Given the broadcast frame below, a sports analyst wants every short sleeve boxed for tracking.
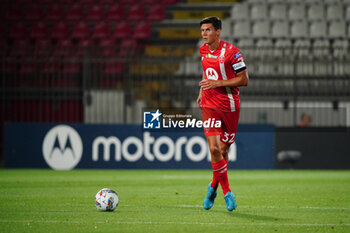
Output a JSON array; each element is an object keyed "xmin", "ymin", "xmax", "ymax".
[{"xmin": 230, "ymin": 49, "xmax": 247, "ymax": 73}]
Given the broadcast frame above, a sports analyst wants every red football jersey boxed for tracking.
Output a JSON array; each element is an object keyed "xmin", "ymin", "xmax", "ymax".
[{"xmin": 200, "ymin": 40, "xmax": 246, "ymax": 112}]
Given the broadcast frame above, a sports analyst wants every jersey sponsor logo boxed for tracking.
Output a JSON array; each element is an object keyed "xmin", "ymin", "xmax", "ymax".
[
  {"xmin": 205, "ymin": 68, "xmax": 219, "ymax": 80},
  {"xmin": 232, "ymin": 61, "xmax": 246, "ymax": 71},
  {"xmin": 233, "ymin": 52, "xmax": 242, "ymax": 59},
  {"xmin": 206, "ymin": 53, "xmax": 218, "ymax": 59}
]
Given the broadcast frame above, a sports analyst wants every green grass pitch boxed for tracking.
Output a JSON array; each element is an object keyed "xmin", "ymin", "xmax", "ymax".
[{"xmin": 0, "ymin": 169, "xmax": 349, "ymax": 233}]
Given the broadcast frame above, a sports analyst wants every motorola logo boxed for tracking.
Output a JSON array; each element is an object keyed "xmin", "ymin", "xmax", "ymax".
[{"xmin": 42, "ymin": 125, "xmax": 83, "ymax": 170}]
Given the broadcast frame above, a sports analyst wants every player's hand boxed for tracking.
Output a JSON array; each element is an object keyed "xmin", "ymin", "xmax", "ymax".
[
  {"xmin": 196, "ymin": 95, "xmax": 202, "ymax": 108},
  {"xmin": 199, "ymin": 79, "xmax": 222, "ymax": 90}
]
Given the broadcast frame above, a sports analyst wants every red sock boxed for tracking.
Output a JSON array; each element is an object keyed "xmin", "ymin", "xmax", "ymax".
[{"xmin": 211, "ymin": 158, "xmax": 231, "ymax": 195}]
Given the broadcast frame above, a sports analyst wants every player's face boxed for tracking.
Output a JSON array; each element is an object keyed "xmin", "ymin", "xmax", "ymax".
[{"xmin": 201, "ymin": 23, "xmax": 220, "ymax": 45}]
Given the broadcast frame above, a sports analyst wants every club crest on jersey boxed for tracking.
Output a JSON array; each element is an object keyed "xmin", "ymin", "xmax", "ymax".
[{"xmin": 219, "ymin": 55, "xmax": 225, "ymax": 63}]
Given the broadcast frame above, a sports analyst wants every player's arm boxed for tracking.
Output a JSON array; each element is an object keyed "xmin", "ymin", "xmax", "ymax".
[
  {"xmin": 199, "ymin": 70, "xmax": 249, "ymax": 90},
  {"xmin": 197, "ymin": 73, "xmax": 205, "ymax": 107}
]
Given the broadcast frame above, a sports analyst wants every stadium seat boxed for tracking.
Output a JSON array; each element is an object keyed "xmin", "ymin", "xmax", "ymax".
[
  {"xmin": 46, "ymin": 4, "xmax": 65, "ymax": 21},
  {"xmin": 250, "ymin": 3, "xmax": 268, "ymax": 20},
  {"xmin": 271, "ymin": 21, "xmax": 289, "ymax": 38},
  {"xmin": 162, "ymin": 0, "xmax": 179, "ymax": 4},
  {"xmin": 307, "ymin": 4, "xmax": 325, "ymax": 21},
  {"xmin": 269, "ymin": 3, "xmax": 287, "ymax": 20},
  {"xmin": 10, "ymin": 39, "xmax": 31, "ymax": 57},
  {"xmin": 236, "ymin": 38, "xmax": 254, "ymax": 57},
  {"xmin": 118, "ymin": 39, "xmax": 138, "ymax": 57},
  {"xmin": 62, "ymin": 57, "xmax": 81, "ymax": 74},
  {"xmin": 9, "ymin": 22, "xmax": 27, "ymax": 39},
  {"xmin": 328, "ymin": 21, "xmax": 346, "ymax": 38},
  {"xmin": 76, "ymin": 38, "xmax": 95, "ymax": 57},
  {"xmin": 291, "ymin": 21, "xmax": 308, "ymax": 38},
  {"xmin": 100, "ymin": 0, "xmax": 115, "ymax": 3},
  {"xmin": 288, "ymin": 3, "xmax": 306, "ymax": 20},
  {"xmin": 255, "ymin": 39, "xmax": 274, "ymax": 75},
  {"xmin": 91, "ymin": 21, "xmax": 111, "ymax": 39},
  {"xmin": 312, "ymin": 39, "xmax": 331, "ymax": 75},
  {"xmin": 86, "ymin": 5, "xmax": 105, "ymax": 21},
  {"xmin": 72, "ymin": 21, "xmax": 91, "ymax": 39},
  {"xmin": 5, "ymin": 5, "xmax": 22, "ymax": 21},
  {"xmin": 51, "ymin": 22, "xmax": 70, "ymax": 39},
  {"xmin": 332, "ymin": 39, "xmax": 349, "ymax": 75},
  {"xmin": 107, "ymin": 4, "xmax": 126, "ymax": 21},
  {"xmin": 30, "ymin": 22, "xmax": 48, "ymax": 39},
  {"xmin": 0, "ymin": 39, "xmax": 8, "ymax": 56},
  {"xmin": 66, "ymin": 4, "xmax": 84, "ymax": 21},
  {"xmin": 80, "ymin": 0, "xmax": 95, "ymax": 3},
  {"xmin": 232, "ymin": 21, "xmax": 251, "ymax": 38},
  {"xmin": 326, "ymin": 4, "xmax": 343, "ymax": 20},
  {"xmin": 34, "ymin": 38, "xmax": 52, "ymax": 57},
  {"xmin": 309, "ymin": 21, "xmax": 327, "ymax": 38},
  {"xmin": 54, "ymin": 39, "xmax": 74, "ymax": 57},
  {"xmin": 111, "ymin": 21, "xmax": 131, "ymax": 39},
  {"xmin": 42, "ymin": 59, "xmax": 61, "ymax": 73},
  {"xmin": 0, "ymin": 23, "xmax": 6, "ymax": 39},
  {"xmin": 252, "ymin": 20, "xmax": 270, "ymax": 38},
  {"xmin": 99, "ymin": 38, "xmax": 118, "ymax": 57},
  {"xmin": 142, "ymin": 0, "xmax": 159, "ymax": 4},
  {"xmin": 133, "ymin": 21, "xmax": 151, "ymax": 39},
  {"xmin": 220, "ymin": 19, "xmax": 232, "ymax": 39},
  {"xmin": 25, "ymin": 4, "xmax": 44, "ymax": 21},
  {"xmin": 120, "ymin": 0, "xmax": 135, "ymax": 5},
  {"xmin": 346, "ymin": 5, "xmax": 350, "ymax": 21},
  {"xmin": 104, "ymin": 61, "xmax": 124, "ymax": 75},
  {"xmin": 230, "ymin": 3, "xmax": 249, "ymax": 20},
  {"xmin": 148, "ymin": 5, "xmax": 166, "ymax": 21},
  {"xmin": 20, "ymin": 59, "xmax": 39, "ymax": 74},
  {"xmin": 274, "ymin": 39, "xmax": 293, "ymax": 75},
  {"xmin": 128, "ymin": 4, "xmax": 145, "ymax": 21}
]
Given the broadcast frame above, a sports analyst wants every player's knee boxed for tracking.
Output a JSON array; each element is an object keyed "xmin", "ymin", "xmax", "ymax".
[{"xmin": 209, "ymin": 145, "xmax": 221, "ymax": 157}]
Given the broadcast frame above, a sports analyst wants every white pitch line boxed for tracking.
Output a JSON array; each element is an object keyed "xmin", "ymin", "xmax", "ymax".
[{"xmin": 0, "ymin": 219, "xmax": 349, "ymax": 227}]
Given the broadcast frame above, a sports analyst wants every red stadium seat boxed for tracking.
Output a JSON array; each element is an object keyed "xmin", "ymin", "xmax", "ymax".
[
  {"xmin": 0, "ymin": 39, "xmax": 8, "ymax": 56},
  {"xmin": 119, "ymin": 39, "xmax": 138, "ymax": 57},
  {"xmin": 86, "ymin": 5, "xmax": 105, "ymax": 21},
  {"xmin": 20, "ymin": 60, "xmax": 39, "ymax": 74},
  {"xmin": 16, "ymin": 0, "xmax": 33, "ymax": 3},
  {"xmin": 77, "ymin": 38, "xmax": 95, "ymax": 57},
  {"xmin": 54, "ymin": 39, "xmax": 74, "ymax": 57},
  {"xmin": 148, "ymin": 5, "xmax": 166, "ymax": 21},
  {"xmin": 34, "ymin": 38, "xmax": 52, "ymax": 57},
  {"xmin": 142, "ymin": 0, "xmax": 159, "ymax": 5},
  {"xmin": 30, "ymin": 22, "xmax": 48, "ymax": 39},
  {"xmin": 10, "ymin": 22, "xmax": 27, "ymax": 39},
  {"xmin": 66, "ymin": 4, "xmax": 84, "ymax": 21},
  {"xmin": 107, "ymin": 4, "xmax": 125, "ymax": 21},
  {"xmin": 128, "ymin": 5, "xmax": 145, "ymax": 21},
  {"xmin": 46, "ymin": 4, "xmax": 65, "ymax": 21},
  {"xmin": 80, "ymin": 0, "xmax": 95, "ymax": 3},
  {"xmin": 43, "ymin": 60, "xmax": 61, "ymax": 73},
  {"xmin": 25, "ymin": 4, "xmax": 44, "ymax": 21},
  {"xmin": 10, "ymin": 39, "xmax": 31, "ymax": 57},
  {"xmin": 5, "ymin": 5, "xmax": 22, "ymax": 21},
  {"xmin": 100, "ymin": 0, "xmax": 115, "ymax": 3},
  {"xmin": 111, "ymin": 21, "xmax": 131, "ymax": 39},
  {"xmin": 99, "ymin": 38, "xmax": 117, "ymax": 57},
  {"xmin": 72, "ymin": 21, "xmax": 91, "ymax": 39},
  {"xmin": 62, "ymin": 57, "xmax": 81, "ymax": 74},
  {"xmin": 133, "ymin": 21, "xmax": 151, "ymax": 39},
  {"xmin": 104, "ymin": 61, "xmax": 124, "ymax": 75},
  {"xmin": 51, "ymin": 21, "xmax": 70, "ymax": 39},
  {"xmin": 91, "ymin": 21, "xmax": 111, "ymax": 39},
  {"xmin": 162, "ymin": 0, "xmax": 178, "ymax": 4},
  {"xmin": 120, "ymin": 0, "xmax": 135, "ymax": 5}
]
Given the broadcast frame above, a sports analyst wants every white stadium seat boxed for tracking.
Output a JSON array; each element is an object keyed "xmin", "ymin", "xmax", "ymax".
[
  {"xmin": 288, "ymin": 4, "xmax": 306, "ymax": 20},
  {"xmin": 269, "ymin": 3, "xmax": 287, "ymax": 20},
  {"xmin": 291, "ymin": 21, "xmax": 308, "ymax": 38},
  {"xmin": 309, "ymin": 21, "xmax": 327, "ymax": 38},
  {"xmin": 329, "ymin": 21, "xmax": 346, "ymax": 38},
  {"xmin": 252, "ymin": 20, "xmax": 270, "ymax": 38},
  {"xmin": 271, "ymin": 21, "xmax": 289, "ymax": 38},
  {"xmin": 232, "ymin": 21, "xmax": 251, "ymax": 38},
  {"xmin": 326, "ymin": 4, "xmax": 344, "ymax": 20},
  {"xmin": 308, "ymin": 4, "xmax": 325, "ymax": 21},
  {"xmin": 250, "ymin": 3, "xmax": 268, "ymax": 20},
  {"xmin": 231, "ymin": 3, "xmax": 249, "ymax": 20}
]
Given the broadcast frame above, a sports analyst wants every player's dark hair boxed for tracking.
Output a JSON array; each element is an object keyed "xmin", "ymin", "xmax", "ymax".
[{"xmin": 199, "ymin": 16, "xmax": 222, "ymax": 30}]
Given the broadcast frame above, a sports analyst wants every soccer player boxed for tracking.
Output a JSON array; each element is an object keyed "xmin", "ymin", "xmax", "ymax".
[{"xmin": 197, "ymin": 16, "xmax": 249, "ymax": 211}]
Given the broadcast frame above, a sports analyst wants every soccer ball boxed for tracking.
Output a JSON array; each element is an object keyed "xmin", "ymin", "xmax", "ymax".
[{"xmin": 95, "ymin": 188, "xmax": 119, "ymax": 211}]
